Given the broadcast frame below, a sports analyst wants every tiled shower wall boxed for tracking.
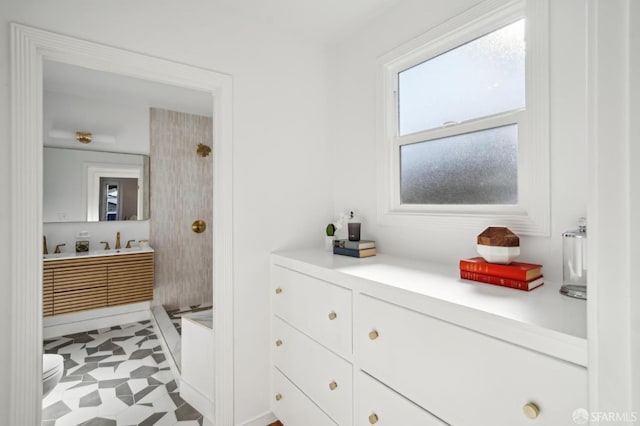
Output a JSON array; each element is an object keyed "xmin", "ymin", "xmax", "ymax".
[{"xmin": 150, "ymin": 108, "xmax": 213, "ymax": 309}]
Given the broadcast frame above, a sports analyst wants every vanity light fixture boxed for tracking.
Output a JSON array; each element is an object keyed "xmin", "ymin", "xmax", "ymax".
[{"xmin": 48, "ymin": 129, "xmax": 116, "ymax": 144}]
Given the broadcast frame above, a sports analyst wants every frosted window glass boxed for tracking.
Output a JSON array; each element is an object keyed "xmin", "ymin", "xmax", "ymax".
[
  {"xmin": 400, "ymin": 124, "xmax": 518, "ymax": 204},
  {"xmin": 398, "ymin": 20, "xmax": 525, "ymax": 136}
]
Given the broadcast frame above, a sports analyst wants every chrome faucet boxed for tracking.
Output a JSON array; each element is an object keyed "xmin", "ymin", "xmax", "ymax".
[
  {"xmin": 100, "ymin": 241, "xmax": 110, "ymax": 250},
  {"xmin": 115, "ymin": 232, "xmax": 121, "ymax": 250},
  {"xmin": 126, "ymin": 239, "xmax": 135, "ymax": 249}
]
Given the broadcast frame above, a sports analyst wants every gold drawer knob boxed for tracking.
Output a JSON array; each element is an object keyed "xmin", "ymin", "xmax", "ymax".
[
  {"xmin": 275, "ymin": 393, "xmax": 282, "ymax": 401},
  {"xmin": 369, "ymin": 413, "xmax": 379, "ymax": 424},
  {"xmin": 275, "ymin": 339, "xmax": 283, "ymax": 347},
  {"xmin": 275, "ymin": 287, "xmax": 283, "ymax": 294},
  {"xmin": 523, "ymin": 402, "xmax": 540, "ymax": 419},
  {"xmin": 328, "ymin": 311, "xmax": 337, "ymax": 320},
  {"xmin": 369, "ymin": 330, "xmax": 379, "ymax": 340},
  {"xmin": 329, "ymin": 381, "xmax": 338, "ymax": 391}
]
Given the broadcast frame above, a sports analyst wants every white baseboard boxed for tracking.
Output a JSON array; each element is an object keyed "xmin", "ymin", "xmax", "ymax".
[
  {"xmin": 180, "ymin": 380, "xmax": 213, "ymax": 422},
  {"xmin": 238, "ymin": 411, "xmax": 278, "ymax": 426},
  {"xmin": 43, "ymin": 302, "xmax": 150, "ymax": 339}
]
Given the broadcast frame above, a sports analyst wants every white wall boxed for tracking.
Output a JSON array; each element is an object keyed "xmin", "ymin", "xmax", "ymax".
[
  {"xmin": 328, "ymin": 0, "xmax": 588, "ymax": 284},
  {"xmin": 0, "ymin": 1, "xmax": 331, "ymax": 424}
]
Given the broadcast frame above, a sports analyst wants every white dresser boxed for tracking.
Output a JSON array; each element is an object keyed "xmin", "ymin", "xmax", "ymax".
[{"xmin": 270, "ymin": 249, "xmax": 587, "ymax": 426}]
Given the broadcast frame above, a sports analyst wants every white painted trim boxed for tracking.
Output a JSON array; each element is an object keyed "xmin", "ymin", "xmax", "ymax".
[
  {"xmin": 181, "ymin": 380, "xmax": 214, "ymax": 422},
  {"xmin": 586, "ymin": 0, "xmax": 635, "ymax": 415},
  {"xmin": 376, "ymin": 0, "xmax": 550, "ymax": 236},
  {"xmin": 238, "ymin": 411, "xmax": 278, "ymax": 426},
  {"xmin": 43, "ymin": 302, "xmax": 150, "ymax": 339},
  {"xmin": 10, "ymin": 24, "xmax": 234, "ymax": 426},
  {"xmin": 149, "ymin": 307, "xmax": 182, "ymax": 386}
]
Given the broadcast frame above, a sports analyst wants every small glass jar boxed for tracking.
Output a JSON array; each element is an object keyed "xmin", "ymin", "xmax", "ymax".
[{"xmin": 560, "ymin": 218, "xmax": 587, "ymax": 299}]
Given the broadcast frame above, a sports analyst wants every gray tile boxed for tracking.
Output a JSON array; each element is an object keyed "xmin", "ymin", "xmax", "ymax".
[
  {"xmin": 175, "ymin": 402, "xmax": 201, "ymax": 421},
  {"xmin": 70, "ymin": 362, "xmax": 99, "ymax": 375},
  {"xmin": 42, "ymin": 400, "xmax": 71, "ymax": 420},
  {"xmin": 134, "ymin": 385, "xmax": 160, "ymax": 402},
  {"xmin": 85, "ymin": 355, "xmax": 112, "ymax": 363},
  {"xmin": 130, "ymin": 365, "xmax": 159, "ymax": 379},
  {"xmin": 116, "ymin": 394, "xmax": 134, "ymax": 406},
  {"xmin": 98, "ymin": 341, "xmax": 122, "ymax": 352},
  {"xmin": 151, "ymin": 353, "xmax": 166, "ymax": 364},
  {"xmin": 168, "ymin": 392, "xmax": 185, "ymax": 408},
  {"xmin": 80, "ymin": 417, "xmax": 117, "ymax": 426},
  {"xmin": 139, "ymin": 412, "xmax": 167, "ymax": 426},
  {"xmin": 79, "ymin": 390, "xmax": 102, "ymax": 407},
  {"xmin": 69, "ymin": 381, "xmax": 98, "ymax": 390},
  {"xmin": 60, "ymin": 374, "xmax": 82, "ymax": 383},
  {"xmin": 64, "ymin": 358, "xmax": 79, "ymax": 370},
  {"xmin": 166, "ymin": 380, "xmax": 177, "ymax": 393},
  {"xmin": 43, "ymin": 320, "xmax": 204, "ymax": 426},
  {"xmin": 83, "ymin": 374, "xmax": 98, "ymax": 383},
  {"xmin": 99, "ymin": 378, "xmax": 129, "ymax": 388},
  {"xmin": 115, "ymin": 382, "xmax": 133, "ymax": 396},
  {"xmin": 147, "ymin": 377, "xmax": 163, "ymax": 386},
  {"xmin": 99, "ymin": 361, "xmax": 124, "ymax": 369},
  {"xmin": 129, "ymin": 349, "xmax": 153, "ymax": 360}
]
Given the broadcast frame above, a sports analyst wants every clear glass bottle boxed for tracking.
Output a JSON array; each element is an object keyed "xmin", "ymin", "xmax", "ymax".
[{"xmin": 560, "ymin": 218, "xmax": 587, "ymax": 299}]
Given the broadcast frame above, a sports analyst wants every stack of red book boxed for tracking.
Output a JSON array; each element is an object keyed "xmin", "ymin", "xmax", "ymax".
[{"xmin": 459, "ymin": 257, "xmax": 544, "ymax": 291}]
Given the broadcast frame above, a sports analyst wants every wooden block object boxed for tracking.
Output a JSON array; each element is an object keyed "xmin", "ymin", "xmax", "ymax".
[{"xmin": 477, "ymin": 227, "xmax": 520, "ymax": 247}]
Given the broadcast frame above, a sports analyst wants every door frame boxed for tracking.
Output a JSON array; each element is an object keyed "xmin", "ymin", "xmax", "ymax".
[{"xmin": 10, "ymin": 23, "xmax": 234, "ymax": 425}]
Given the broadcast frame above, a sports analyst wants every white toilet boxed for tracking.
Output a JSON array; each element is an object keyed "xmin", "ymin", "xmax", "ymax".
[{"xmin": 42, "ymin": 354, "xmax": 64, "ymax": 398}]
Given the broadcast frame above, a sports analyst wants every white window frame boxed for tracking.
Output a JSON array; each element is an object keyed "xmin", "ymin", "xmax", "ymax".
[{"xmin": 377, "ymin": 0, "xmax": 549, "ymax": 236}]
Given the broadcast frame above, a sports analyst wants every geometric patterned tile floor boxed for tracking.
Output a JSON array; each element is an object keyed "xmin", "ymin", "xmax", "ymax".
[{"xmin": 43, "ymin": 321, "xmax": 211, "ymax": 426}]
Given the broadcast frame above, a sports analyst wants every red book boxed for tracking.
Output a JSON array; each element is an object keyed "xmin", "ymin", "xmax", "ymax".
[
  {"xmin": 460, "ymin": 270, "xmax": 544, "ymax": 291},
  {"xmin": 459, "ymin": 257, "xmax": 542, "ymax": 281}
]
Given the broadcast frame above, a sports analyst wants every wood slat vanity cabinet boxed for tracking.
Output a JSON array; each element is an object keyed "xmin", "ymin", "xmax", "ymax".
[
  {"xmin": 43, "ymin": 251, "xmax": 154, "ymax": 316},
  {"xmin": 271, "ymin": 250, "xmax": 588, "ymax": 426}
]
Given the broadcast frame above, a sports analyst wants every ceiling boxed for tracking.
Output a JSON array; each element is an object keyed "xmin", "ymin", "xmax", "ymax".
[
  {"xmin": 213, "ymin": 0, "xmax": 403, "ymax": 44},
  {"xmin": 43, "ymin": 60, "xmax": 213, "ymax": 117}
]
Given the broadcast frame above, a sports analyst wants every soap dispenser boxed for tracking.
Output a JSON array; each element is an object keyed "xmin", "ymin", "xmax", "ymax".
[{"xmin": 560, "ymin": 218, "xmax": 587, "ymax": 299}]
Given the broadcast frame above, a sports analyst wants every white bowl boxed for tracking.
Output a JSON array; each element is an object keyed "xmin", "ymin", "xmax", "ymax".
[{"xmin": 477, "ymin": 244, "xmax": 520, "ymax": 264}]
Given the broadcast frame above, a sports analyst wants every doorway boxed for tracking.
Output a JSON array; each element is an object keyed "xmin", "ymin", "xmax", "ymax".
[{"xmin": 10, "ymin": 24, "xmax": 234, "ymax": 425}]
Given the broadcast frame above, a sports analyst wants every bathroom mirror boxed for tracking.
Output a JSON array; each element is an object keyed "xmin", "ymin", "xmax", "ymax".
[{"xmin": 43, "ymin": 147, "xmax": 150, "ymax": 223}]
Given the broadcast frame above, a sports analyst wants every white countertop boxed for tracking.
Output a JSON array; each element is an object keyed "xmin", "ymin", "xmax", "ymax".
[
  {"xmin": 272, "ymin": 249, "xmax": 587, "ymax": 366},
  {"xmin": 43, "ymin": 246, "xmax": 154, "ymax": 261}
]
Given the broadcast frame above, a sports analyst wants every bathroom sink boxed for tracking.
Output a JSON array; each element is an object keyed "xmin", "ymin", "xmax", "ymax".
[{"xmin": 44, "ymin": 246, "xmax": 153, "ymax": 261}]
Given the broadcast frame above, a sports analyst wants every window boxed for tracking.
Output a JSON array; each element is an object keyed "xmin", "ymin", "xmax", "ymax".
[{"xmin": 378, "ymin": 0, "xmax": 549, "ymax": 235}]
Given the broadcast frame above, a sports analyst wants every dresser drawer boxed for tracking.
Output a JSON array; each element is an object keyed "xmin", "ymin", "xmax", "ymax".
[
  {"xmin": 273, "ymin": 316, "xmax": 352, "ymax": 425},
  {"xmin": 356, "ymin": 294, "xmax": 587, "ymax": 426},
  {"xmin": 357, "ymin": 371, "xmax": 447, "ymax": 426},
  {"xmin": 273, "ymin": 368, "xmax": 337, "ymax": 426},
  {"xmin": 272, "ymin": 266, "xmax": 352, "ymax": 356}
]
